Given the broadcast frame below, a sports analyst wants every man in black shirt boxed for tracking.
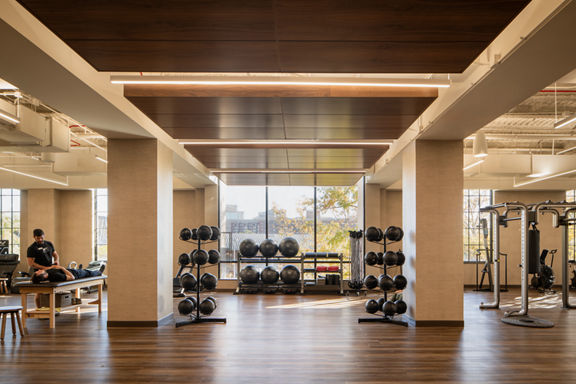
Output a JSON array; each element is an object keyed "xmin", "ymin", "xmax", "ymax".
[
  {"xmin": 27, "ymin": 228, "xmax": 61, "ymax": 308},
  {"xmin": 32, "ymin": 265, "xmax": 103, "ymax": 283},
  {"xmin": 26, "ymin": 228, "xmax": 59, "ymax": 270}
]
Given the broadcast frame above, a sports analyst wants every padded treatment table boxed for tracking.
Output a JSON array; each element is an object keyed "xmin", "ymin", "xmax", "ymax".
[{"xmin": 16, "ymin": 276, "xmax": 106, "ymax": 329}]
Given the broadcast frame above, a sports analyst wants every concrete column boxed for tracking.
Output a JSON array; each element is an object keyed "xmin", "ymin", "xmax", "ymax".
[
  {"xmin": 58, "ymin": 190, "xmax": 93, "ymax": 268},
  {"xmin": 20, "ymin": 189, "xmax": 60, "ymax": 271},
  {"xmin": 402, "ymin": 140, "xmax": 464, "ymax": 326},
  {"xmin": 107, "ymin": 139, "xmax": 173, "ymax": 326}
]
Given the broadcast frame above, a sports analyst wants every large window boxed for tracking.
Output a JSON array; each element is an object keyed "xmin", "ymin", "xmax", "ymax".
[
  {"xmin": 568, "ymin": 190, "xmax": 576, "ymax": 261},
  {"xmin": 463, "ymin": 189, "xmax": 492, "ymax": 262},
  {"xmin": 93, "ymin": 188, "xmax": 108, "ymax": 261},
  {"xmin": 219, "ymin": 186, "xmax": 266, "ymax": 279},
  {"xmin": 219, "ymin": 183, "xmax": 360, "ymax": 279},
  {"xmin": 0, "ymin": 189, "xmax": 20, "ymax": 255}
]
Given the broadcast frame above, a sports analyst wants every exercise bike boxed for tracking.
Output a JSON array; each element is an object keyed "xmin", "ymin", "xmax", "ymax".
[{"xmin": 530, "ymin": 249, "xmax": 556, "ymax": 293}]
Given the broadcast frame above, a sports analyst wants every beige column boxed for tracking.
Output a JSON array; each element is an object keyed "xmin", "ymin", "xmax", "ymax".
[
  {"xmin": 20, "ymin": 189, "xmax": 60, "ymax": 271},
  {"xmin": 58, "ymin": 190, "xmax": 93, "ymax": 267},
  {"xmin": 402, "ymin": 140, "xmax": 464, "ymax": 326},
  {"xmin": 107, "ymin": 139, "xmax": 173, "ymax": 326}
]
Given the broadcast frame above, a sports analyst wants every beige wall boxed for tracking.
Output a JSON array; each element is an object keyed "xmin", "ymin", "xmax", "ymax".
[
  {"xmin": 17, "ymin": 189, "xmax": 92, "ymax": 273},
  {"xmin": 57, "ymin": 190, "xmax": 93, "ymax": 268}
]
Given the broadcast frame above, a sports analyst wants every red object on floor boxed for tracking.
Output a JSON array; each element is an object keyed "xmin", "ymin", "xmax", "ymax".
[
  {"xmin": 316, "ymin": 266, "xmax": 327, "ymax": 272},
  {"xmin": 327, "ymin": 266, "xmax": 339, "ymax": 272}
]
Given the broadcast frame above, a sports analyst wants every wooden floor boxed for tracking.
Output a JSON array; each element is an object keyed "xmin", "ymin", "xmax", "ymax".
[{"xmin": 1, "ymin": 288, "xmax": 576, "ymax": 383}]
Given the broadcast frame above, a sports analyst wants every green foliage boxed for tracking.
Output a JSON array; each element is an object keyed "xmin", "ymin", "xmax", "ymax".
[{"xmin": 270, "ymin": 186, "xmax": 358, "ymax": 255}]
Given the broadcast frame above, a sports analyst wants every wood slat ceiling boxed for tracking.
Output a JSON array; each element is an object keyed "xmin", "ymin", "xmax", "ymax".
[
  {"xmin": 16, "ymin": 0, "xmax": 530, "ymax": 185},
  {"xmin": 18, "ymin": 0, "xmax": 530, "ymax": 73}
]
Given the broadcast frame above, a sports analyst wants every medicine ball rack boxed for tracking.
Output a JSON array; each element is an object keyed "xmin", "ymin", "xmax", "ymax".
[
  {"xmin": 235, "ymin": 256, "xmax": 301, "ymax": 294},
  {"xmin": 359, "ymin": 227, "xmax": 408, "ymax": 327},
  {"xmin": 176, "ymin": 229, "xmax": 226, "ymax": 327}
]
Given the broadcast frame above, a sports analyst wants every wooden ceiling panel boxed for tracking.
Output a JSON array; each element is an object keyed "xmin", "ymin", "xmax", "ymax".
[
  {"xmin": 284, "ymin": 127, "xmax": 405, "ymax": 140},
  {"xmin": 19, "ymin": 0, "xmax": 529, "ymax": 73},
  {"xmin": 218, "ymin": 174, "xmax": 291, "ymax": 186},
  {"xmin": 17, "ymin": 0, "xmax": 275, "ymax": 41},
  {"xmin": 278, "ymin": 41, "xmax": 486, "ymax": 73},
  {"xmin": 275, "ymin": 0, "xmax": 529, "ymax": 42},
  {"xmin": 128, "ymin": 97, "xmax": 283, "ymax": 115},
  {"xmin": 280, "ymin": 97, "xmax": 435, "ymax": 115},
  {"xmin": 170, "ymin": 127, "xmax": 285, "ymax": 140},
  {"xmin": 65, "ymin": 40, "xmax": 279, "ymax": 72},
  {"xmin": 286, "ymin": 148, "xmax": 385, "ymax": 158},
  {"xmin": 283, "ymin": 115, "xmax": 420, "ymax": 129},
  {"xmin": 186, "ymin": 148, "xmax": 289, "ymax": 169},
  {"xmin": 146, "ymin": 114, "xmax": 284, "ymax": 129}
]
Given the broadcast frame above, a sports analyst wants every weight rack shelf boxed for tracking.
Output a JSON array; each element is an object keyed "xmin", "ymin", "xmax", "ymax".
[{"xmin": 300, "ymin": 252, "xmax": 344, "ymax": 294}]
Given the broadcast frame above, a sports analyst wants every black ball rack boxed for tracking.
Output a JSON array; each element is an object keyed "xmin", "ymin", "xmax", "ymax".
[
  {"xmin": 176, "ymin": 235, "xmax": 226, "ymax": 327},
  {"xmin": 358, "ymin": 231, "xmax": 408, "ymax": 327}
]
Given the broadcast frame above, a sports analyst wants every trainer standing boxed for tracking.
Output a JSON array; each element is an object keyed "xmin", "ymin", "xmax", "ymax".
[{"xmin": 27, "ymin": 228, "xmax": 59, "ymax": 270}]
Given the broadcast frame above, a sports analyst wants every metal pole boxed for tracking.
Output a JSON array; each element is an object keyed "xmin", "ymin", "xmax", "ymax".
[{"xmin": 480, "ymin": 210, "xmax": 500, "ymax": 309}]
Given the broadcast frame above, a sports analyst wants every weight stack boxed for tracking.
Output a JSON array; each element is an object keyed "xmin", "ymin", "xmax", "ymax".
[{"xmin": 528, "ymin": 228, "xmax": 540, "ymax": 274}]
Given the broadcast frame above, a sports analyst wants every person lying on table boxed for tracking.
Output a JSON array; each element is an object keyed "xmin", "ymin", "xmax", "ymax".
[{"xmin": 31, "ymin": 265, "xmax": 103, "ymax": 283}]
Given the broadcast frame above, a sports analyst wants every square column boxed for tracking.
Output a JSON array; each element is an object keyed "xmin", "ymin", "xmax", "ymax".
[
  {"xmin": 107, "ymin": 139, "xmax": 173, "ymax": 327},
  {"xmin": 402, "ymin": 140, "xmax": 464, "ymax": 326}
]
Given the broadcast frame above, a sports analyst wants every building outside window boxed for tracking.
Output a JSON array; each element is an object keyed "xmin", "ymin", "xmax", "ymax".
[
  {"xmin": 219, "ymin": 182, "xmax": 360, "ymax": 279},
  {"xmin": 463, "ymin": 189, "xmax": 492, "ymax": 262},
  {"xmin": 0, "ymin": 189, "xmax": 20, "ymax": 255},
  {"xmin": 93, "ymin": 188, "xmax": 108, "ymax": 261}
]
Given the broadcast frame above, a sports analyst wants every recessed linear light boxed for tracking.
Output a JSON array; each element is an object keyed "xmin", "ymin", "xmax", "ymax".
[
  {"xmin": 463, "ymin": 159, "xmax": 485, "ymax": 171},
  {"xmin": 95, "ymin": 155, "xmax": 108, "ymax": 164},
  {"xmin": 0, "ymin": 166, "xmax": 68, "ymax": 186},
  {"xmin": 179, "ymin": 140, "xmax": 392, "ymax": 146},
  {"xmin": 514, "ymin": 168, "xmax": 576, "ymax": 188},
  {"xmin": 527, "ymin": 172, "xmax": 550, "ymax": 178},
  {"xmin": 0, "ymin": 110, "xmax": 19, "ymax": 124},
  {"xmin": 557, "ymin": 145, "xmax": 576, "ymax": 155},
  {"xmin": 211, "ymin": 169, "xmax": 366, "ymax": 174},
  {"xmin": 554, "ymin": 114, "xmax": 576, "ymax": 129},
  {"xmin": 111, "ymin": 76, "xmax": 451, "ymax": 88}
]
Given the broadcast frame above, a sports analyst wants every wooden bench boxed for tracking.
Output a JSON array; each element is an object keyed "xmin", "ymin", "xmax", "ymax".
[{"xmin": 15, "ymin": 276, "xmax": 106, "ymax": 329}]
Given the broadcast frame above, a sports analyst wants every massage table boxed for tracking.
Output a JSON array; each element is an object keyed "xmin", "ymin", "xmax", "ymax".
[{"xmin": 16, "ymin": 276, "xmax": 107, "ymax": 329}]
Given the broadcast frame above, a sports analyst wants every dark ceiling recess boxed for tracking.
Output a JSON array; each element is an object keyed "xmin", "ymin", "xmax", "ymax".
[
  {"xmin": 17, "ymin": 0, "xmax": 530, "ymax": 73},
  {"xmin": 16, "ymin": 0, "xmax": 530, "ymax": 185}
]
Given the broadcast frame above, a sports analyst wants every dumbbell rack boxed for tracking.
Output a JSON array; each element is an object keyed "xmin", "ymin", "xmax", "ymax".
[
  {"xmin": 176, "ymin": 237, "xmax": 226, "ymax": 327},
  {"xmin": 358, "ymin": 237, "xmax": 408, "ymax": 327}
]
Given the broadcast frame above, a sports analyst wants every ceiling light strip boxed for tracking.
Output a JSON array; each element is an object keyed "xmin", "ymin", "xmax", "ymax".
[
  {"xmin": 111, "ymin": 76, "xmax": 450, "ymax": 88},
  {"xmin": 554, "ymin": 114, "xmax": 576, "ymax": 129},
  {"xmin": 463, "ymin": 159, "xmax": 485, "ymax": 171},
  {"xmin": 95, "ymin": 155, "xmax": 108, "ymax": 164},
  {"xmin": 513, "ymin": 168, "xmax": 576, "ymax": 188},
  {"xmin": 180, "ymin": 140, "xmax": 392, "ymax": 146},
  {"xmin": 211, "ymin": 169, "xmax": 366, "ymax": 174},
  {"xmin": 557, "ymin": 145, "xmax": 576, "ymax": 155},
  {"xmin": 0, "ymin": 166, "xmax": 68, "ymax": 186},
  {"xmin": 0, "ymin": 110, "xmax": 19, "ymax": 124}
]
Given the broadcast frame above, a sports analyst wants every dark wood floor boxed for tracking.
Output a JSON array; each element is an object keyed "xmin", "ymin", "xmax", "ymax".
[{"xmin": 1, "ymin": 288, "xmax": 576, "ymax": 383}]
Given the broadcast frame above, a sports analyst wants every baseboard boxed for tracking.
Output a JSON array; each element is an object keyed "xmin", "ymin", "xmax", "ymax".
[
  {"xmin": 108, "ymin": 313, "xmax": 174, "ymax": 328},
  {"xmin": 405, "ymin": 315, "xmax": 464, "ymax": 327}
]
